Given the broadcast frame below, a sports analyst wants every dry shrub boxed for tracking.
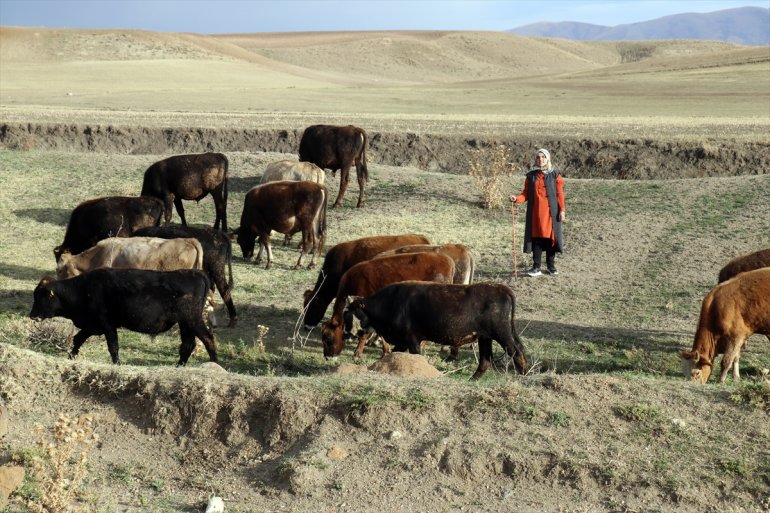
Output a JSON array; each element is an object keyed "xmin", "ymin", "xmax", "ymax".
[
  {"xmin": 26, "ymin": 414, "xmax": 98, "ymax": 513},
  {"xmin": 467, "ymin": 144, "xmax": 514, "ymax": 209},
  {"xmin": 0, "ymin": 318, "xmax": 71, "ymax": 352}
]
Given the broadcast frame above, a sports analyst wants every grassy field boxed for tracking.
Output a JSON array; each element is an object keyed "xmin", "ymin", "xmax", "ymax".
[
  {"xmin": 1, "ymin": 26, "xmax": 769, "ymax": 512},
  {"xmin": 1, "ymin": 149, "xmax": 768, "ymax": 379}
]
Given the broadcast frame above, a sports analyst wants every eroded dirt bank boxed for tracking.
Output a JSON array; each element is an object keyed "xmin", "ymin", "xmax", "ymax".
[{"xmin": 1, "ymin": 122, "xmax": 768, "ymax": 179}]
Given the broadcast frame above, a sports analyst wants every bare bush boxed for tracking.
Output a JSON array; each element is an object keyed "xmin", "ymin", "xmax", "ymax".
[
  {"xmin": 467, "ymin": 144, "xmax": 514, "ymax": 209},
  {"xmin": 26, "ymin": 414, "xmax": 98, "ymax": 513}
]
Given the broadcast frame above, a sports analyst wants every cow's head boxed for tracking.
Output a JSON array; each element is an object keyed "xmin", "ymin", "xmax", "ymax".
[
  {"xmin": 29, "ymin": 276, "xmax": 60, "ymax": 320},
  {"xmin": 321, "ymin": 318, "xmax": 345, "ymax": 358},
  {"xmin": 680, "ymin": 350, "xmax": 713, "ymax": 384},
  {"xmin": 55, "ymin": 251, "xmax": 78, "ymax": 280},
  {"xmin": 231, "ymin": 227, "xmax": 256, "ymax": 259}
]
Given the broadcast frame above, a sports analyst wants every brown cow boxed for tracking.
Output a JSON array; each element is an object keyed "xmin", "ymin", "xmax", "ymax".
[
  {"xmin": 234, "ymin": 181, "xmax": 327, "ymax": 270},
  {"xmin": 298, "ymin": 124, "xmax": 368, "ymax": 208},
  {"xmin": 56, "ymin": 237, "xmax": 204, "ymax": 279},
  {"xmin": 260, "ymin": 160, "xmax": 325, "ymax": 185},
  {"xmin": 141, "ymin": 152, "xmax": 229, "ymax": 231},
  {"xmin": 374, "ymin": 243, "xmax": 475, "ymax": 285},
  {"xmin": 54, "ymin": 196, "xmax": 164, "ymax": 262},
  {"xmin": 321, "ymin": 252, "xmax": 456, "ymax": 359},
  {"xmin": 302, "ymin": 234, "xmax": 431, "ymax": 328},
  {"xmin": 718, "ymin": 247, "xmax": 770, "ymax": 283},
  {"xmin": 680, "ymin": 268, "xmax": 770, "ymax": 383}
]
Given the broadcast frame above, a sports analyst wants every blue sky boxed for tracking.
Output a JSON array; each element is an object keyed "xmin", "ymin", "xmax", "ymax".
[{"xmin": 0, "ymin": 0, "xmax": 767, "ymax": 33}]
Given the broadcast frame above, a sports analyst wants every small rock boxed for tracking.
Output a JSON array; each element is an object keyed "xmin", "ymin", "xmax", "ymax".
[
  {"xmin": 327, "ymin": 447, "xmax": 348, "ymax": 460},
  {"xmin": 199, "ymin": 362, "xmax": 227, "ymax": 373},
  {"xmin": 388, "ymin": 430, "xmax": 402, "ymax": 441},
  {"xmin": 205, "ymin": 495, "xmax": 224, "ymax": 513}
]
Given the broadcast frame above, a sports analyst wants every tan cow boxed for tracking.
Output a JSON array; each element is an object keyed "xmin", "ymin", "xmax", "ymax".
[
  {"xmin": 56, "ymin": 236, "xmax": 204, "ymax": 279},
  {"xmin": 260, "ymin": 160, "xmax": 325, "ymax": 186},
  {"xmin": 680, "ymin": 268, "xmax": 770, "ymax": 383},
  {"xmin": 374, "ymin": 243, "xmax": 475, "ymax": 285}
]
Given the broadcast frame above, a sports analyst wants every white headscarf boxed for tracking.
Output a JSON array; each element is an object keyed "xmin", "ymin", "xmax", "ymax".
[{"xmin": 532, "ymin": 148, "xmax": 552, "ymax": 172}]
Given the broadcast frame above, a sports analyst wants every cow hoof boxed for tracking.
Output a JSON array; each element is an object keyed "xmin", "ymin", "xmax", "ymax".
[
  {"xmin": 293, "ymin": 264, "xmax": 302, "ymax": 270},
  {"xmin": 306, "ymin": 263, "xmax": 316, "ymax": 270},
  {"xmin": 68, "ymin": 352, "xmax": 77, "ymax": 360},
  {"xmin": 332, "ymin": 203, "xmax": 342, "ymax": 209}
]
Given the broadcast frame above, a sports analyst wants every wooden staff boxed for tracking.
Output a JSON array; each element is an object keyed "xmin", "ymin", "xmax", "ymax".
[{"xmin": 511, "ymin": 202, "xmax": 517, "ymax": 279}]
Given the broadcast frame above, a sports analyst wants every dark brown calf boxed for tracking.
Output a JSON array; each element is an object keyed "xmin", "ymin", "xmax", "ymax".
[
  {"xmin": 141, "ymin": 152, "xmax": 229, "ymax": 231},
  {"xmin": 299, "ymin": 124, "xmax": 368, "ymax": 208},
  {"xmin": 234, "ymin": 181, "xmax": 327, "ymax": 270}
]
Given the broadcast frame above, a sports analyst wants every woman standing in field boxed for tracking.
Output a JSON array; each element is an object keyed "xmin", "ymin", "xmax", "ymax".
[{"xmin": 509, "ymin": 148, "xmax": 566, "ymax": 277}]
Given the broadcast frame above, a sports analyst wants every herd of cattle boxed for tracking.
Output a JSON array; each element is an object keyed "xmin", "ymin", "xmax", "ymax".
[{"xmin": 26, "ymin": 123, "xmax": 770, "ymax": 382}]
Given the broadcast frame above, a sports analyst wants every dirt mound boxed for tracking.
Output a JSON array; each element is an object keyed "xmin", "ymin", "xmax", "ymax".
[{"xmin": 1, "ymin": 122, "xmax": 768, "ymax": 179}]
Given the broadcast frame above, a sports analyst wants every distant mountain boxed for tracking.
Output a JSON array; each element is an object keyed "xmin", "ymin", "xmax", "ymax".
[{"xmin": 510, "ymin": 6, "xmax": 770, "ymax": 46}]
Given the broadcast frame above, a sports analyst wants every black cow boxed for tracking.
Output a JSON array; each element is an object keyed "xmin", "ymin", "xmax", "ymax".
[
  {"xmin": 54, "ymin": 196, "xmax": 165, "ymax": 263},
  {"xmin": 234, "ymin": 181, "xmax": 327, "ymax": 270},
  {"xmin": 29, "ymin": 269, "xmax": 217, "ymax": 366},
  {"xmin": 345, "ymin": 282, "xmax": 529, "ymax": 380},
  {"xmin": 133, "ymin": 225, "xmax": 237, "ymax": 327},
  {"xmin": 298, "ymin": 124, "xmax": 368, "ymax": 208},
  {"xmin": 141, "ymin": 152, "xmax": 229, "ymax": 231}
]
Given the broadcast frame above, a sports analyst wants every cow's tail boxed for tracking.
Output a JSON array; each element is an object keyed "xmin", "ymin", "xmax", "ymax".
[
  {"xmin": 357, "ymin": 129, "xmax": 369, "ymax": 181},
  {"xmin": 222, "ymin": 154, "xmax": 229, "ymax": 204},
  {"xmin": 508, "ymin": 288, "xmax": 529, "ymax": 375},
  {"xmin": 194, "ymin": 241, "xmax": 205, "ymax": 271},
  {"xmin": 316, "ymin": 187, "xmax": 328, "ymax": 254},
  {"xmin": 226, "ymin": 235, "xmax": 234, "ymax": 291}
]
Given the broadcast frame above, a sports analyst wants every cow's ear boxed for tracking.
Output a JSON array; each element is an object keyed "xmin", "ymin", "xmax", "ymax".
[{"xmin": 679, "ymin": 350, "xmax": 694, "ymax": 361}]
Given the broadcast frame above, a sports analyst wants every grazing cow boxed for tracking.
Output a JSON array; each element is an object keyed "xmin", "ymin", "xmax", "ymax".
[
  {"xmin": 345, "ymin": 282, "xmax": 530, "ymax": 380},
  {"xmin": 56, "ymin": 236, "xmax": 203, "ymax": 279},
  {"xmin": 298, "ymin": 124, "xmax": 368, "ymax": 208},
  {"xmin": 141, "ymin": 152, "xmax": 229, "ymax": 231},
  {"xmin": 133, "ymin": 225, "xmax": 237, "ymax": 327},
  {"xmin": 680, "ymin": 268, "xmax": 770, "ymax": 384},
  {"xmin": 302, "ymin": 234, "xmax": 431, "ymax": 328},
  {"xmin": 374, "ymin": 243, "xmax": 475, "ymax": 285},
  {"xmin": 260, "ymin": 160, "xmax": 325, "ymax": 185},
  {"xmin": 234, "ymin": 181, "xmax": 327, "ymax": 269},
  {"xmin": 321, "ymin": 252, "xmax": 456, "ymax": 359},
  {"xmin": 29, "ymin": 269, "xmax": 218, "ymax": 365},
  {"xmin": 54, "ymin": 196, "xmax": 165, "ymax": 262},
  {"xmin": 718, "ymin": 247, "xmax": 770, "ymax": 283}
]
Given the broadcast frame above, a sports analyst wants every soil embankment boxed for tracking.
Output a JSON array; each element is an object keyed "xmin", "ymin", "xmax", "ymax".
[{"xmin": 2, "ymin": 122, "xmax": 768, "ymax": 179}]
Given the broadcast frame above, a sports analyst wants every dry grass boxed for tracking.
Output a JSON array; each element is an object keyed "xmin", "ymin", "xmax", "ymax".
[{"xmin": 467, "ymin": 144, "xmax": 515, "ymax": 209}]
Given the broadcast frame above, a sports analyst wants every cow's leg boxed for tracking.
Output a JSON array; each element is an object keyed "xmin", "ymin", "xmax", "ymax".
[
  {"xmin": 471, "ymin": 337, "xmax": 494, "ymax": 381},
  {"xmin": 263, "ymin": 235, "xmax": 274, "ymax": 270},
  {"xmin": 177, "ymin": 325, "xmax": 197, "ymax": 366},
  {"xmin": 174, "ymin": 197, "xmax": 187, "ymax": 226},
  {"xmin": 69, "ymin": 330, "xmax": 92, "ymax": 360},
  {"xmin": 212, "ymin": 270, "xmax": 237, "ymax": 327},
  {"xmin": 212, "ymin": 189, "xmax": 227, "ymax": 231},
  {"xmin": 496, "ymin": 323, "xmax": 530, "ymax": 375},
  {"xmin": 295, "ymin": 229, "xmax": 310, "ymax": 270},
  {"xmin": 355, "ymin": 164, "xmax": 366, "ymax": 208},
  {"xmin": 103, "ymin": 328, "xmax": 121, "ymax": 365},
  {"xmin": 163, "ymin": 195, "xmax": 175, "ymax": 225},
  {"xmin": 719, "ymin": 338, "xmax": 744, "ymax": 383},
  {"xmin": 191, "ymin": 320, "xmax": 218, "ymax": 364},
  {"xmin": 332, "ymin": 167, "xmax": 350, "ymax": 208}
]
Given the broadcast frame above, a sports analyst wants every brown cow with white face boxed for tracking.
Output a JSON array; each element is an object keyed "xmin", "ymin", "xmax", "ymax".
[
  {"xmin": 680, "ymin": 268, "xmax": 770, "ymax": 383},
  {"xmin": 234, "ymin": 181, "xmax": 327, "ymax": 270},
  {"xmin": 141, "ymin": 152, "xmax": 229, "ymax": 231},
  {"xmin": 298, "ymin": 124, "xmax": 368, "ymax": 208}
]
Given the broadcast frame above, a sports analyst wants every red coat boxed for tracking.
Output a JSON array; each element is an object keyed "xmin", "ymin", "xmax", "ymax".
[{"xmin": 514, "ymin": 171, "xmax": 565, "ymax": 249}]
